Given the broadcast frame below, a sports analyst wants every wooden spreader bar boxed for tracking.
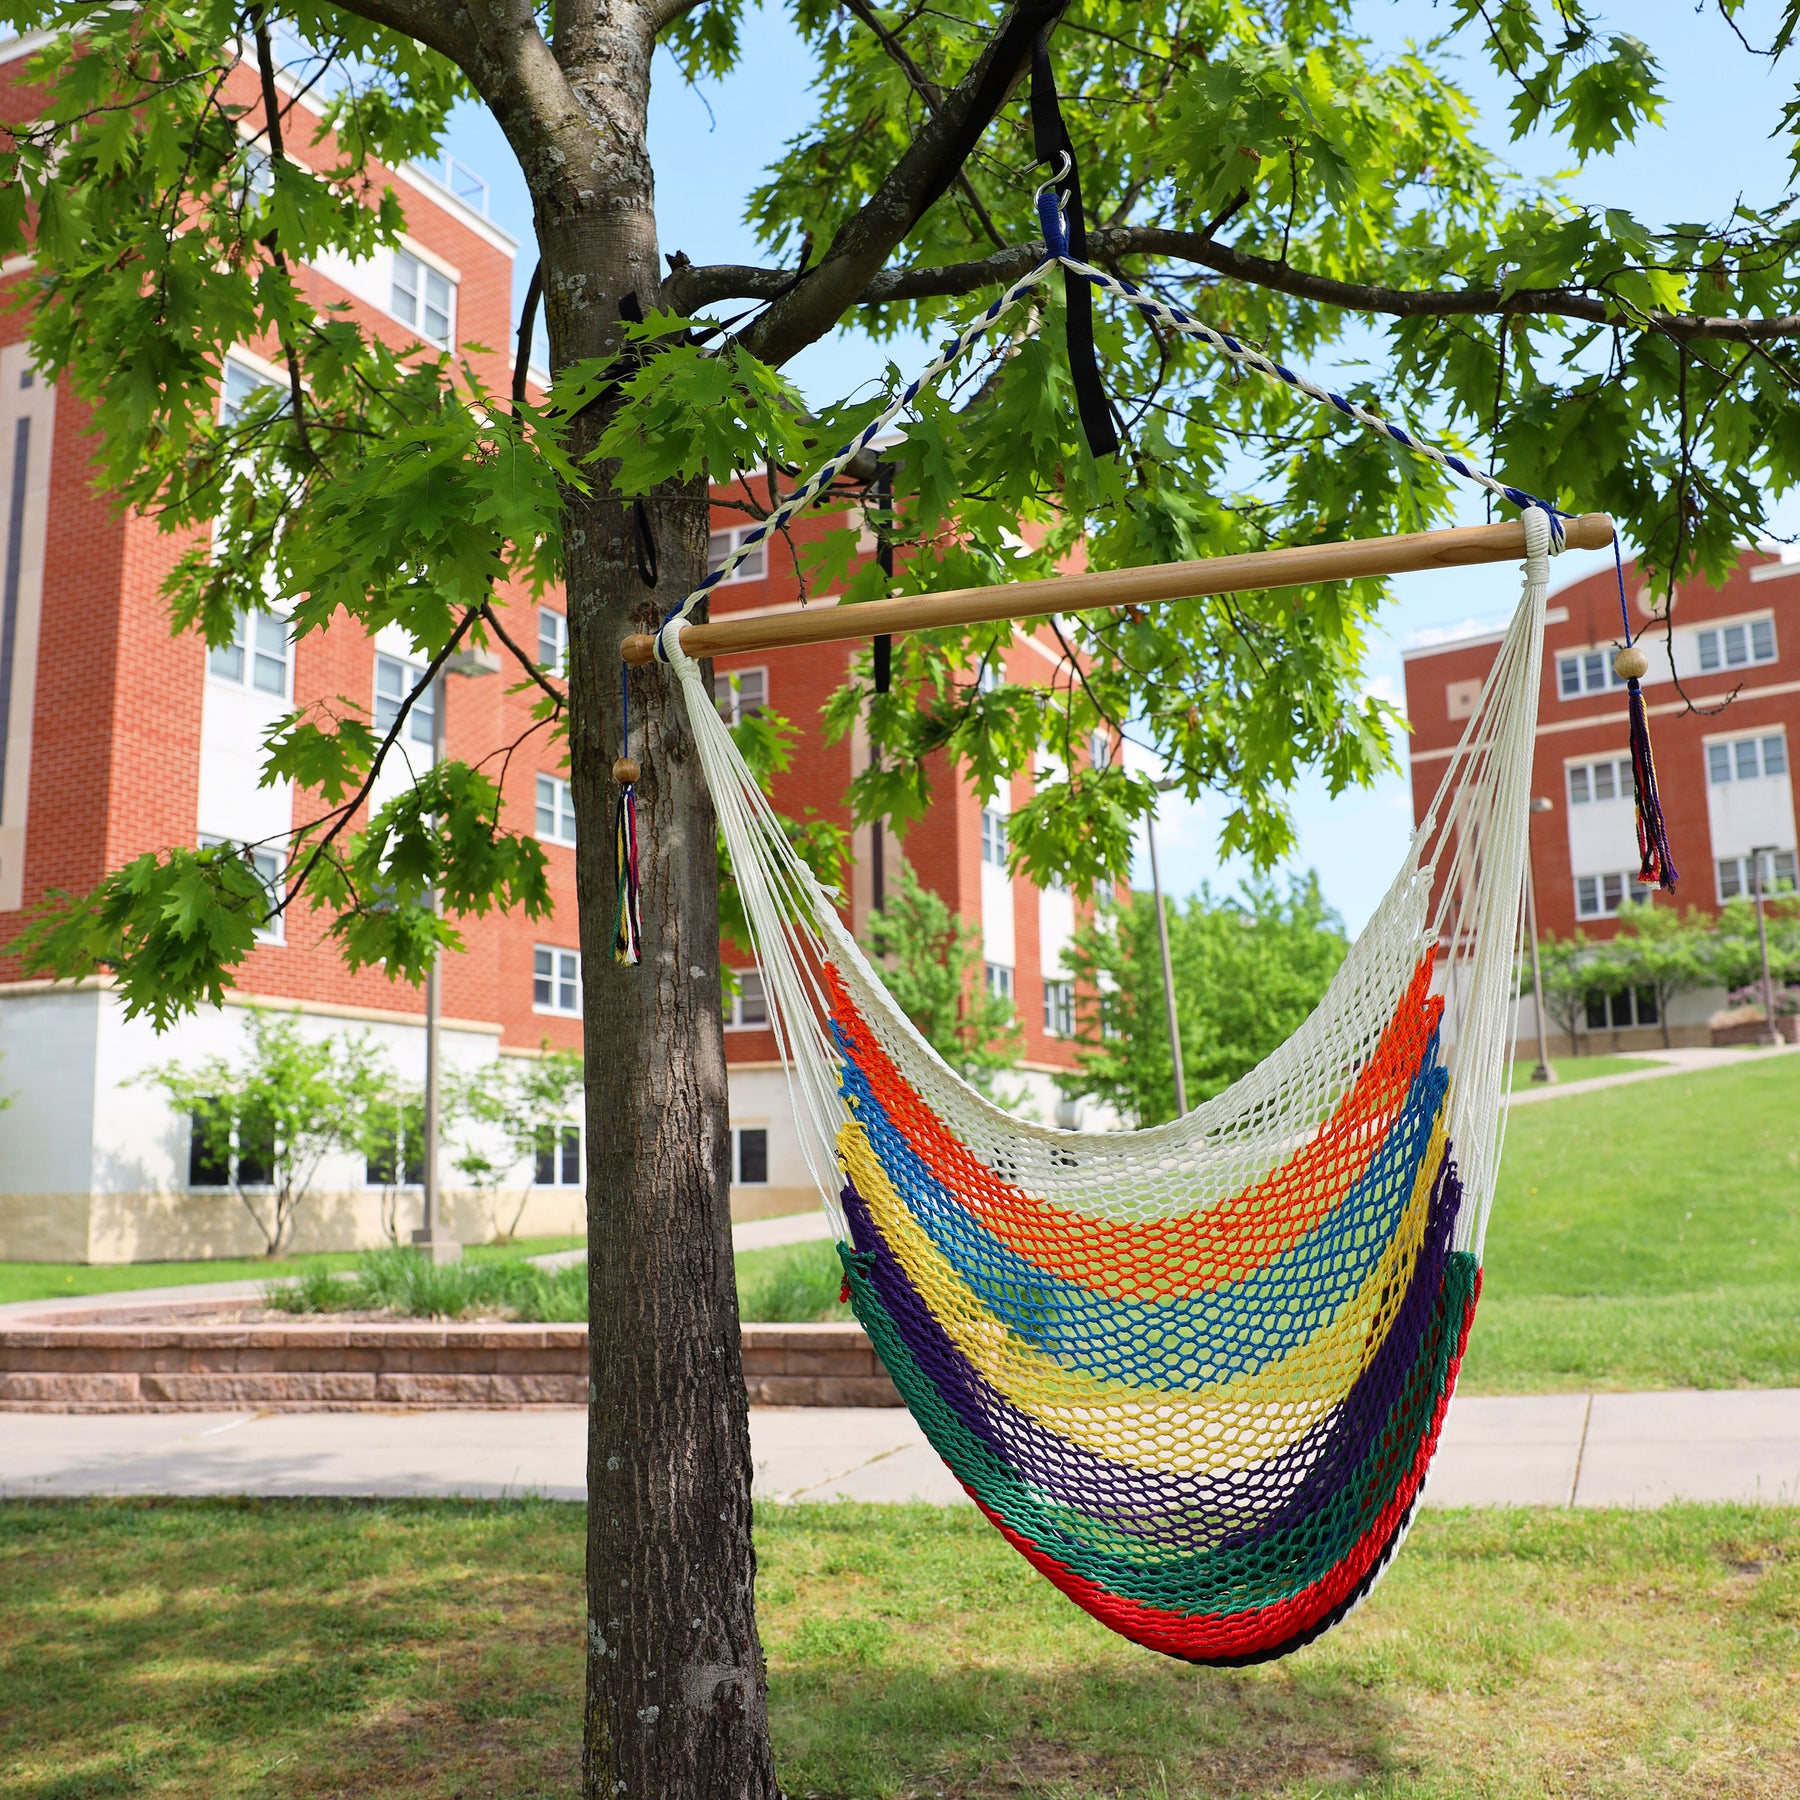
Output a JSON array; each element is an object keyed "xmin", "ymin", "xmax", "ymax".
[{"xmin": 621, "ymin": 511, "xmax": 1614, "ymax": 666}]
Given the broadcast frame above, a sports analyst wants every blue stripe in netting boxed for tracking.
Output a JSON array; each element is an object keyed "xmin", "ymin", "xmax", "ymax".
[{"xmin": 834, "ymin": 1028, "xmax": 1448, "ymax": 1390}]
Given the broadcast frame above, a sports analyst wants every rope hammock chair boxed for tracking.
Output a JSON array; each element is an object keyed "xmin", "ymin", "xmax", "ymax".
[{"xmin": 612, "ymin": 166, "xmax": 1677, "ymax": 1667}]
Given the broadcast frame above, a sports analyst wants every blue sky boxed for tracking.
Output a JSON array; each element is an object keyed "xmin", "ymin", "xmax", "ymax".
[{"xmin": 443, "ymin": 1, "xmax": 1799, "ymax": 930}]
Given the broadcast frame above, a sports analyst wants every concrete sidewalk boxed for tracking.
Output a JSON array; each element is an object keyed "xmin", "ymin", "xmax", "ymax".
[{"xmin": 5, "ymin": 1388, "xmax": 1798, "ymax": 1508}]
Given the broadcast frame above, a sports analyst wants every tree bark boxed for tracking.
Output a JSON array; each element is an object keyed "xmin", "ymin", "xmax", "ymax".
[{"xmin": 493, "ymin": 7, "xmax": 776, "ymax": 1796}]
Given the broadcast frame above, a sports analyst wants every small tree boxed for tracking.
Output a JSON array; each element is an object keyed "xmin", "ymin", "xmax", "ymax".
[
  {"xmin": 859, "ymin": 863, "xmax": 1021, "ymax": 1090},
  {"xmin": 1063, "ymin": 874, "xmax": 1348, "ymax": 1126},
  {"xmin": 1711, "ymin": 893, "xmax": 1800, "ymax": 998},
  {"xmin": 147, "ymin": 1009, "xmax": 385, "ymax": 1254},
  {"xmin": 1525, "ymin": 930, "xmax": 1603, "ymax": 1056},
  {"xmin": 448, "ymin": 1046, "xmax": 585, "ymax": 1242},
  {"xmin": 1609, "ymin": 901, "xmax": 1715, "ymax": 1048},
  {"xmin": 353, "ymin": 1077, "xmax": 425, "ymax": 1246}
]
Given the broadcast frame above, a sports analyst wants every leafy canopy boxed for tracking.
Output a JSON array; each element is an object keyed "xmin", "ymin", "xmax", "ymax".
[{"xmin": 3, "ymin": 1, "xmax": 1799, "ymax": 1022}]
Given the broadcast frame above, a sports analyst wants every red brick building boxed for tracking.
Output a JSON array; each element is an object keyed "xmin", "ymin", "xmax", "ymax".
[
  {"xmin": 0, "ymin": 40, "xmax": 1085, "ymax": 1260},
  {"xmin": 1402, "ymin": 550, "xmax": 1799, "ymax": 1050}
]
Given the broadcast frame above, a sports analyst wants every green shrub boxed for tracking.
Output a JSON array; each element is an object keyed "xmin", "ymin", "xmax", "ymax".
[{"xmin": 736, "ymin": 1239, "xmax": 849, "ymax": 1323}]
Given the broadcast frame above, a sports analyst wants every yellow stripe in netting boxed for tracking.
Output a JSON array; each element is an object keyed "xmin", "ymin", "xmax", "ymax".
[{"xmin": 840, "ymin": 1112, "xmax": 1446, "ymax": 1477}]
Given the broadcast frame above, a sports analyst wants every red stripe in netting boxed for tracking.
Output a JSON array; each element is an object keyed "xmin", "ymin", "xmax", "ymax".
[
  {"xmin": 969, "ymin": 1272, "xmax": 1479, "ymax": 1662},
  {"xmin": 826, "ymin": 954, "xmax": 1443, "ymax": 1301}
]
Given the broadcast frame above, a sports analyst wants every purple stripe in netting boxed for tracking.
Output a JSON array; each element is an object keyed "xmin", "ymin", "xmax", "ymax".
[{"xmin": 843, "ymin": 1153, "xmax": 1463, "ymax": 1559}]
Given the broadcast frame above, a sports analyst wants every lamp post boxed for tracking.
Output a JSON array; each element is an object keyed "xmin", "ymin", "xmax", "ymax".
[
  {"xmin": 413, "ymin": 644, "xmax": 499, "ymax": 1264},
  {"xmin": 1751, "ymin": 844, "xmax": 1782, "ymax": 1049},
  {"xmin": 1525, "ymin": 796, "xmax": 1556, "ymax": 1083},
  {"xmin": 1147, "ymin": 777, "xmax": 1187, "ymax": 1118}
]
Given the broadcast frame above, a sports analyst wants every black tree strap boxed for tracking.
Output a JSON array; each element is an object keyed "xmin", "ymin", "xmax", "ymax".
[{"xmin": 1030, "ymin": 31, "xmax": 1118, "ymax": 461}]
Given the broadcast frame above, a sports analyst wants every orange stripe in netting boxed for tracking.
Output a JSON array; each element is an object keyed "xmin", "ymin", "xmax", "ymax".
[{"xmin": 824, "ymin": 954, "xmax": 1442, "ymax": 1303}]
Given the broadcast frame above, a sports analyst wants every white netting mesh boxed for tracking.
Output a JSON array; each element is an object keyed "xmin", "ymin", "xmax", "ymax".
[{"xmin": 666, "ymin": 508, "xmax": 1553, "ymax": 1265}]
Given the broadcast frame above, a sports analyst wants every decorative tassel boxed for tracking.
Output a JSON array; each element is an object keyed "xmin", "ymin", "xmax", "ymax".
[
  {"xmin": 1616, "ymin": 656, "xmax": 1676, "ymax": 889},
  {"xmin": 613, "ymin": 770, "xmax": 642, "ymax": 964},
  {"xmin": 1609, "ymin": 539, "xmax": 1677, "ymax": 892}
]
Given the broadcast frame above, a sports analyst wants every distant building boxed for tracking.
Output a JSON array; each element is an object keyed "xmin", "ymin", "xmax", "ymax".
[
  {"xmin": 0, "ymin": 41, "xmax": 1093, "ymax": 1262},
  {"xmin": 1402, "ymin": 548, "xmax": 1798, "ymax": 1051}
]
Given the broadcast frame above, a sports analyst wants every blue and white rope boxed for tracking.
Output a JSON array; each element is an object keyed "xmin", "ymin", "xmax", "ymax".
[{"xmin": 653, "ymin": 227, "xmax": 1568, "ymax": 662}]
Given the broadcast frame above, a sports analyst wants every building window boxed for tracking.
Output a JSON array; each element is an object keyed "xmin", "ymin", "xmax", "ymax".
[
  {"xmin": 1584, "ymin": 985, "xmax": 1659, "ymax": 1031},
  {"xmin": 1567, "ymin": 758, "xmax": 1635, "ymax": 805},
  {"xmin": 712, "ymin": 667, "xmax": 768, "ymax": 725},
  {"xmin": 1718, "ymin": 851, "xmax": 1799, "ymax": 901},
  {"xmin": 220, "ymin": 356, "xmax": 279, "ymax": 424},
  {"xmin": 1707, "ymin": 734, "xmax": 1787, "ymax": 784},
  {"xmin": 375, "ymin": 653, "xmax": 435, "ymax": 748},
  {"xmin": 1574, "ymin": 871, "xmax": 1652, "ymax": 920},
  {"xmin": 723, "ymin": 969, "xmax": 768, "ymax": 1030},
  {"xmin": 1043, "ymin": 978, "xmax": 1074, "ymax": 1036},
  {"xmin": 1697, "ymin": 620, "xmax": 1775, "ymax": 672},
  {"xmin": 1556, "ymin": 649, "xmax": 1625, "ymax": 698},
  {"xmin": 981, "ymin": 808, "xmax": 1009, "ymax": 867},
  {"xmin": 732, "ymin": 1126, "xmax": 769, "ymax": 1186},
  {"xmin": 536, "ymin": 773, "xmax": 576, "ymax": 845},
  {"xmin": 188, "ymin": 1103, "xmax": 274, "ymax": 1189},
  {"xmin": 984, "ymin": 961, "xmax": 1013, "ymax": 1001},
  {"xmin": 534, "ymin": 945, "xmax": 581, "ymax": 1015},
  {"xmin": 537, "ymin": 607, "xmax": 567, "ymax": 677},
  {"xmin": 707, "ymin": 526, "xmax": 767, "ymax": 584},
  {"xmin": 391, "ymin": 249, "xmax": 454, "ymax": 349},
  {"xmin": 199, "ymin": 836, "xmax": 284, "ymax": 944},
  {"xmin": 534, "ymin": 1123, "xmax": 582, "ymax": 1186},
  {"xmin": 364, "ymin": 1114, "xmax": 425, "ymax": 1188},
  {"xmin": 208, "ymin": 609, "xmax": 290, "ymax": 696},
  {"xmin": 1089, "ymin": 729, "xmax": 1111, "ymax": 771}
]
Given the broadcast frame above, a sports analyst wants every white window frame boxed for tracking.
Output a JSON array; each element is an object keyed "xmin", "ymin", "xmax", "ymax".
[
  {"xmin": 374, "ymin": 652, "xmax": 437, "ymax": 753},
  {"xmin": 707, "ymin": 525, "xmax": 767, "ymax": 585},
  {"xmin": 390, "ymin": 247, "xmax": 456, "ymax": 349},
  {"xmin": 1555, "ymin": 648, "xmax": 1626, "ymax": 700},
  {"xmin": 1705, "ymin": 731, "xmax": 1788, "ymax": 785},
  {"xmin": 207, "ymin": 607, "xmax": 292, "ymax": 699},
  {"xmin": 537, "ymin": 607, "xmax": 567, "ymax": 678},
  {"xmin": 198, "ymin": 835, "xmax": 284, "ymax": 944},
  {"xmin": 731, "ymin": 1125, "xmax": 770, "ymax": 1186},
  {"xmin": 1697, "ymin": 618, "xmax": 1776, "ymax": 673},
  {"xmin": 533, "ymin": 944, "xmax": 582, "ymax": 1016},
  {"xmin": 980, "ymin": 808, "xmax": 1009, "ymax": 867},
  {"xmin": 1565, "ymin": 757, "xmax": 1635, "ymax": 807},
  {"xmin": 1574, "ymin": 870, "xmax": 1652, "ymax": 920},
  {"xmin": 1717, "ymin": 851, "xmax": 1799, "ymax": 902},
  {"xmin": 984, "ymin": 961, "xmax": 1014, "ymax": 1001},
  {"xmin": 712, "ymin": 667, "xmax": 769, "ymax": 726},
  {"xmin": 533, "ymin": 1120, "xmax": 583, "ymax": 1186},
  {"xmin": 535, "ymin": 772, "xmax": 577, "ymax": 846},
  {"xmin": 723, "ymin": 968, "xmax": 769, "ymax": 1030},
  {"xmin": 1043, "ymin": 977, "xmax": 1074, "ymax": 1036}
]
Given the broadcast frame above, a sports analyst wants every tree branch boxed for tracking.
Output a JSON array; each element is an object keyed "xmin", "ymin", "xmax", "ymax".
[
  {"xmin": 737, "ymin": 0, "xmax": 1070, "ymax": 367},
  {"xmin": 840, "ymin": 0, "xmax": 1007, "ymax": 250},
  {"xmin": 671, "ymin": 226, "xmax": 1800, "ymax": 343},
  {"xmin": 650, "ymin": 0, "xmax": 712, "ymax": 29}
]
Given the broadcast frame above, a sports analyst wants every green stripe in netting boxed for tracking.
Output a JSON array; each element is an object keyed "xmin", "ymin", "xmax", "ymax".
[{"xmin": 845, "ymin": 1251, "xmax": 1476, "ymax": 1618}]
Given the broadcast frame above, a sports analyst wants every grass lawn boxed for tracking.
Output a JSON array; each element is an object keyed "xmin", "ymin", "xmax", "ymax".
[
  {"xmin": 1, "ymin": 1497, "xmax": 1795, "ymax": 1800},
  {"xmin": 1507, "ymin": 1054, "xmax": 1659, "ymax": 1088},
  {"xmin": 1464, "ymin": 1052, "xmax": 1800, "ymax": 1392},
  {"xmin": 0, "ymin": 1237, "xmax": 587, "ymax": 1309}
]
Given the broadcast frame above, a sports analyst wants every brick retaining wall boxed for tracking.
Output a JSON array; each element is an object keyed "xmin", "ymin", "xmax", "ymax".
[{"xmin": 0, "ymin": 1319, "xmax": 900, "ymax": 1412}]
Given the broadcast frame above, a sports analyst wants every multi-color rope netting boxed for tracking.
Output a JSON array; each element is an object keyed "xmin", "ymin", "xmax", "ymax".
[{"xmin": 652, "ymin": 253, "xmax": 1562, "ymax": 1663}]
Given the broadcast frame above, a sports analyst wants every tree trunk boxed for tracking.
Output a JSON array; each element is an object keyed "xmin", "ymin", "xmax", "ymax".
[{"xmin": 529, "ymin": 17, "xmax": 778, "ymax": 1799}]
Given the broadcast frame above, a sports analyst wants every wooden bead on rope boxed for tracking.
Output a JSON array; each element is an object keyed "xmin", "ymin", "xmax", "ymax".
[
  {"xmin": 613, "ymin": 756, "xmax": 641, "ymax": 786},
  {"xmin": 1613, "ymin": 644, "xmax": 1649, "ymax": 682}
]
